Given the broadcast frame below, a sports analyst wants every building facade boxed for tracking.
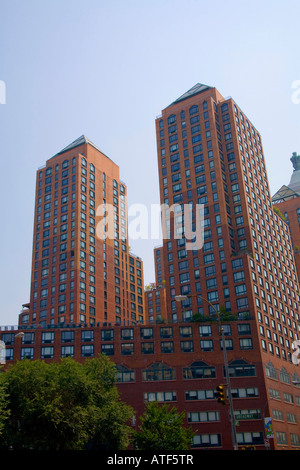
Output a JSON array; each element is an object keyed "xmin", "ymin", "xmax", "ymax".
[
  {"xmin": 2, "ymin": 318, "xmax": 300, "ymax": 450},
  {"xmin": 154, "ymin": 83, "xmax": 300, "ymax": 447},
  {"xmin": 144, "ymin": 285, "xmax": 167, "ymax": 324},
  {"xmin": 2, "ymin": 85, "xmax": 300, "ymax": 450},
  {"xmin": 0, "ymin": 320, "xmax": 270, "ymax": 449},
  {"xmin": 272, "ymin": 153, "xmax": 300, "ymax": 276},
  {"xmin": 19, "ymin": 135, "xmax": 145, "ymax": 328},
  {"xmin": 154, "ymin": 245, "xmax": 165, "ymax": 285}
]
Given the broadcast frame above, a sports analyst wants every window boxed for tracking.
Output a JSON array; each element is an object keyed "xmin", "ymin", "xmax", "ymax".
[
  {"xmin": 179, "ymin": 326, "xmax": 192, "ymax": 337},
  {"xmin": 239, "ymin": 338, "xmax": 253, "ymax": 350},
  {"xmin": 200, "ymin": 340, "xmax": 214, "ymax": 351},
  {"xmin": 142, "ymin": 363, "xmax": 176, "ymax": 381},
  {"xmin": 183, "ymin": 362, "xmax": 216, "ymax": 379},
  {"xmin": 180, "ymin": 341, "xmax": 194, "ymax": 352},
  {"xmin": 160, "ymin": 341, "xmax": 174, "ymax": 353},
  {"xmin": 116, "ymin": 365, "xmax": 135, "ymax": 382},
  {"xmin": 1, "ymin": 333, "xmax": 14, "ymax": 345},
  {"xmin": 199, "ymin": 325, "xmax": 212, "ymax": 337},
  {"xmin": 61, "ymin": 331, "xmax": 74, "ymax": 343},
  {"xmin": 145, "ymin": 391, "xmax": 177, "ymax": 403},
  {"xmin": 235, "ymin": 284, "xmax": 247, "ymax": 296},
  {"xmin": 236, "ymin": 297, "xmax": 249, "ymax": 310},
  {"xmin": 101, "ymin": 329, "xmax": 114, "ymax": 341},
  {"xmin": 168, "ymin": 114, "xmax": 176, "ymax": 125},
  {"xmin": 237, "ymin": 324, "xmax": 251, "ymax": 335},
  {"xmin": 41, "ymin": 346, "xmax": 54, "ymax": 359},
  {"xmin": 140, "ymin": 328, "xmax": 153, "ymax": 339},
  {"xmin": 141, "ymin": 342, "xmax": 154, "ymax": 354},
  {"xmin": 61, "ymin": 345, "xmax": 74, "ymax": 357},
  {"xmin": 81, "ymin": 344, "xmax": 94, "ymax": 357},
  {"xmin": 101, "ymin": 344, "xmax": 114, "ymax": 355},
  {"xmin": 188, "ymin": 411, "xmax": 219, "ymax": 422},
  {"xmin": 207, "ymin": 290, "xmax": 218, "ymax": 302},
  {"xmin": 4, "ymin": 348, "xmax": 13, "ymax": 361},
  {"xmin": 21, "ymin": 347, "xmax": 34, "ymax": 360},
  {"xmin": 279, "ymin": 368, "xmax": 291, "ymax": 384},
  {"xmin": 233, "ymin": 271, "xmax": 245, "ymax": 283},
  {"xmin": 290, "ymin": 434, "xmax": 300, "ymax": 446},
  {"xmin": 185, "ymin": 389, "xmax": 216, "ymax": 401},
  {"xmin": 41, "ymin": 332, "xmax": 54, "ymax": 343},
  {"xmin": 121, "ymin": 328, "xmax": 134, "ymax": 340},
  {"xmin": 192, "ymin": 434, "xmax": 221, "ymax": 448},
  {"xmin": 221, "ymin": 338, "xmax": 233, "ymax": 350},
  {"xmin": 22, "ymin": 332, "xmax": 35, "ymax": 344},
  {"xmin": 81, "ymin": 330, "xmax": 94, "ymax": 342},
  {"xmin": 237, "ymin": 432, "xmax": 264, "ymax": 446},
  {"xmin": 189, "ymin": 105, "xmax": 198, "ymax": 116},
  {"xmin": 121, "ymin": 343, "xmax": 134, "ymax": 355},
  {"xmin": 204, "ymin": 253, "xmax": 214, "ymax": 264},
  {"xmin": 228, "ymin": 360, "xmax": 256, "ymax": 377},
  {"xmin": 231, "ymin": 387, "xmax": 259, "ymax": 398}
]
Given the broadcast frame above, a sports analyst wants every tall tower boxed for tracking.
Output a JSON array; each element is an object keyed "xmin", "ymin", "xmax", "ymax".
[
  {"xmin": 19, "ymin": 136, "xmax": 144, "ymax": 328},
  {"xmin": 155, "ymin": 84, "xmax": 300, "ymax": 447},
  {"xmin": 156, "ymin": 83, "xmax": 299, "ymax": 328},
  {"xmin": 272, "ymin": 152, "xmax": 300, "ymax": 276}
]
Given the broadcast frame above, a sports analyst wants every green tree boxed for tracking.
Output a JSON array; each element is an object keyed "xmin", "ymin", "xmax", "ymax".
[
  {"xmin": 83, "ymin": 356, "xmax": 133, "ymax": 450},
  {"xmin": 0, "ymin": 374, "xmax": 9, "ymax": 438},
  {"xmin": 133, "ymin": 402, "xmax": 194, "ymax": 450},
  {"xmin": 1, "ymin": 355, "xmax": 133, "ymax": 450}
]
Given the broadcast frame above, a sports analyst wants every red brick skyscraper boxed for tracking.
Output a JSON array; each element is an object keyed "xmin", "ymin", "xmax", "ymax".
[
  {"xmin": 156, "ymin": 83, "xmax": 299, "ymax": 332},
  {"xmin": 7, "ymin": 86, "xmax": 300, "ymax": 449},
  {"xmin": 272, "ymin": 152, "xmax": 300, "ymax": 277},
  {"xmin": 155, "ymin": 84, "xmax": 300, "ymax": 446},
  {"xmin": 20, "ymin": 136, "xmax": 144, "ymax": 327}
]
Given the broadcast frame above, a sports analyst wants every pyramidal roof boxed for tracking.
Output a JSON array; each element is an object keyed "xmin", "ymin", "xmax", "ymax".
[
  {"xmin": 272, "ymin": 185, "xmax": 300, "ymax": 204},
  {"xmin": 288, "ymin": 152, "xmax": 300, "ymax": 193},
  {"xmin": 272, "ymin": 152, "xmax": 300, "ymax": 203},
  {"xmin": 54, "ymin": 135, "xmax": 109, "ymax": 158},
  {"xmin": 169, "ymin": 83, "xmax": 212, "ymax": 106}
]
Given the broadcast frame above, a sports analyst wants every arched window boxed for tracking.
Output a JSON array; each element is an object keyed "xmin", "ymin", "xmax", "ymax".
[
  {"xmin": 142, "ymin": 362, "xmax": 176, "ymax": 381},
  {"xmin": 189, "ymin": 105, "xmax": 198, "ymax": 116}
]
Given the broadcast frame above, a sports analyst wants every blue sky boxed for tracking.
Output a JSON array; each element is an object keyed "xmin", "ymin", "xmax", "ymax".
[{"xmin": 1, "ymin": 0, "xmax": 300, "ymax": 326}]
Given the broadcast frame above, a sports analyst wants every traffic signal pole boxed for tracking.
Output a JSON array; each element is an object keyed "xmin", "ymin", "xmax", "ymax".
[
  {"xmin": 175, "ymin": 294, "xmax": 238, "ymax": 450},
  {"xmin": 221, "ymin": 325, "xmax": 238, "ymax": 451}
]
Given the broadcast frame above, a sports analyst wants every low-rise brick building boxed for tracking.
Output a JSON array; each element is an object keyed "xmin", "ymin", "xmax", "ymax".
[{"xmin": 2, "ymin": 318, "xmax": 300, "ymax": 450}]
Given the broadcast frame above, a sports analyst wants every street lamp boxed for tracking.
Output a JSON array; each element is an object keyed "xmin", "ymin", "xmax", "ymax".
[
  {"xmin": 15, "ymin": 332, "xmax": 25, "ymax": 338},
  {"xmin": 175, "ymin": 294, "xmax": 238, "ymax": 451}
]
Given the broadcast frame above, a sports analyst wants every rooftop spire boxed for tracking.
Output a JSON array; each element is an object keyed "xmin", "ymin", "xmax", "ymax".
[
  {"xmin": 169, "ymin": 83, "xmax": 212, "ymax": 106},
  {"xmin": 52, "ymin": 135, "xmax": 110, "ymax": 160},
  {"xmin": 289, "ymin": 152, "xmax": 300, "ymax": 193}
]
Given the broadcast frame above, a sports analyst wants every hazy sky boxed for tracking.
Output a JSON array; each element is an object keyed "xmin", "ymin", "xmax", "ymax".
[{"xmin": 1, "ymin": 0, "xmax": 300, "ymax": 326}]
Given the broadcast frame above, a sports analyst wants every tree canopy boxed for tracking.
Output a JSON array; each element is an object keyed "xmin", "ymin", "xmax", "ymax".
[
  {"xmin": 0, "ymin": 378, "xmax": 9, "ymax": 438},
  {"xmin": 0, "ymin": 355, "xmax": 133, "ymax": 450},
  {"xmin": 132, "ymin": 402, "xmax": 194, "ymax": 450}
]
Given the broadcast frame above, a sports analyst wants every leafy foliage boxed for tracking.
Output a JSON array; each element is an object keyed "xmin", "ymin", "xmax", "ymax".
[
  {"xmin": 0, "ymin": 375, "xmax": 9, "ymax": 437},
  {"xmin": 1, "ymin": 355, "xmax": 133, "ymax": 450},
  {"xmin": 132, "ymin": 402, "xmax": 194, "ymax": 450}
]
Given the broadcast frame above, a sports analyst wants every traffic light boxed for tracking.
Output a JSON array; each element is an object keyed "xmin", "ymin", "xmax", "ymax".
[{"xmin": 216, "ymin": 384, "xmax": 226, "ymax": 405}]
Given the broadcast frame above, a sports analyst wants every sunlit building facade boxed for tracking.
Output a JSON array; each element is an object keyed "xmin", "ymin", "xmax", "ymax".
[
  {"xmin": 19, "ymin": 135, "xmax": 144, "ymax": 328},
  {"xmin": 154, "ymin": 83, "xmax": 300, "ymax": 448},
  {"xmin": 2, "ymin": 86, "xmax": 300, "ymax": 450}
]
